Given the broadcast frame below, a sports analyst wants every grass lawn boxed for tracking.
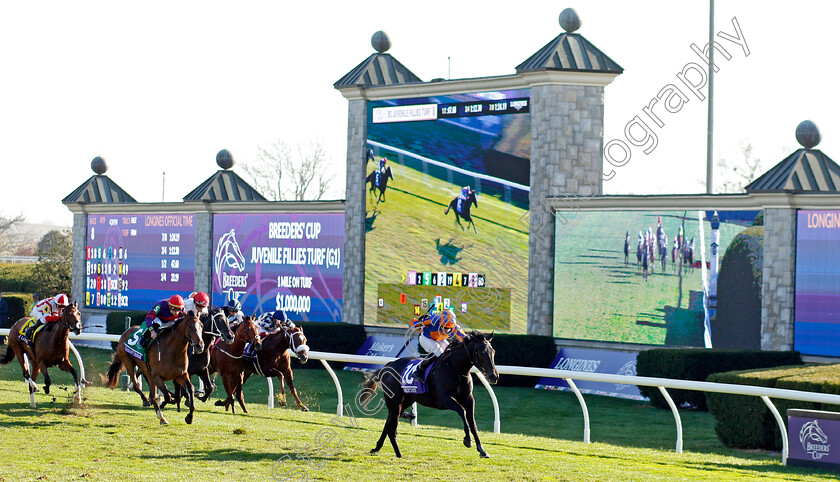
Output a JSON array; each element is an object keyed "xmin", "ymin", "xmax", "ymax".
[{"xmin": 0, "ymin": 346, "xmax": 836, "ymax": 480}]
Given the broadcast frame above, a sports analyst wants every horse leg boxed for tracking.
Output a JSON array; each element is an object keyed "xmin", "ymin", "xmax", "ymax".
[
  {"xmin": 277, "ymin": 375, "xmax": 287, "ymax": 407},
  {"xmin": 233, "ymin": 374, "xmax": 248, "ymax": 414},
  {"xmin": 58, "ymin": 358, "xmax": 82, "ymax": 404},
  {"xmin": 198, "ymin": 367, "xmax": 214, "ymax": 402},
  {"xmin": 126, "ymin": 363, "xmax": 151, "ymax": 407},
  {"xmin": 460, "ymin": 394, "xmax": 489, "ymax": 458},
  {"xmin": 385, "ymin": 401, "xmax": 403, "ymax": 458},
  {"xmin": 216, "ymin": 372, "xmax": 237, "ymax": 413},
  {"xmin": 150, "ymin": 375, "xmax": 169, "ymax": 425},
  {"xmin": 280, "ymin": 369, "xmax": 308, "ymax": 412},
  {"xmin": 176, "ymin": 374, "xmax": 196, "ymax": 425},
  {"xmin": 442, "ymin": 397, "xmax": 473, "ymax": 449},
  {"xmin": 15, "ymin": 349, "xmax": 39, "ymax": 396}
]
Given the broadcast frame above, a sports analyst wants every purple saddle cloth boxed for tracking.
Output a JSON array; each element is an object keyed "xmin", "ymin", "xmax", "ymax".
[{"xmin": 400, "ymin": 358, "xmax": 435, "ymax": 394}]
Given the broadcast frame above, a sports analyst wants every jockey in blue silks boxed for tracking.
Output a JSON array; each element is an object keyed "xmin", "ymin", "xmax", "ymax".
[
  {"xmin": 379, "ymin": 158, "xmax": 386, "ymax": 173},
  {"xmin": 410, "ymin": 304, "xmax": 466, "ymax": 383}
]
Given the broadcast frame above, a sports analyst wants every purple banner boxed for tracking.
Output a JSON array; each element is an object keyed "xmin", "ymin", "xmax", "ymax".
[
  {"xmin": 212, "ymin": 213, "xmax": 343, "ymax": 323},
  {"xmin": 84, "ymin": 213, "xmax": 196, "ymax": 311},
  {"xmin": 788, "ymin": 412, "xmax": 840, "ymax": 469},
  {"xmin": 344, "ymin": 335, "xmax": 419, "ymax": 372},
  {"xmin": 535, "ymin": 347, "xmax": 646, "ymax": 401}
]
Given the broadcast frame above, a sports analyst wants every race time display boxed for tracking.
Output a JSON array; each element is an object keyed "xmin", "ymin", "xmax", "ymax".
[
  {"xmin": 364, "ymin": 89, "xmax": 531, "ymax": 333},
  {"xmin": 85, "ymin": 213, "xmax": 196, "ymax": 310}
]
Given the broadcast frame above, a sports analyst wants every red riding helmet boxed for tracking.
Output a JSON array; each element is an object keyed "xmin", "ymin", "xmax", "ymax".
[
  {"xmin": 54, "ymin": 293, "xmax": 70, "ymax": 306},
  {"xmin": 193, "ymin": 292, "xmax": 210, "ymax": 308},
  {"xmin": 168, "ymin": 294, "xmax": 185, "ymax": 309}
]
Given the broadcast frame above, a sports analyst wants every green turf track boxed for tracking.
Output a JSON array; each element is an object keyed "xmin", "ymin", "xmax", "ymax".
[
  {"xmin": 364, "ymin": 159, "xmax": 529, "ymax": 333},
  {"xmin": 0, "ymin": 346, "xmax": 835, "ymax": 480}
]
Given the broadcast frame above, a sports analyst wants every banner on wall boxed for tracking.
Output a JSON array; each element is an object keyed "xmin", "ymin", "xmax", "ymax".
[
  {"xmin": 212, "ymin": 213, "xmax": 344, "ymax": 323},
  {"xmin": 535, "ymin": 347, "xmax": 647, "ymax": 401}
]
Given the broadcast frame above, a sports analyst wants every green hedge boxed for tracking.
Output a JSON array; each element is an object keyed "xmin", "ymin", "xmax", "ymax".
[
  {"xmin": 2, "ymin": 293, "xmax": 34, "ymax": 325},
  {"xmin": 295, "ymin": 322, "xmax": 367, "ymax": 369},
  {"xmin": 105, "ymin": 311, "xmax": 147, "ymax": 335},
  {"xmin": 489, "ymin": 334, "xmax": 558, "ymax": 387},
  {"xmin": 636, "ymin": 349, "xmax": 802, "ymax": 411},
  {"xmin": 707, "ymin": 364, "xmax": 840, "ymax": 450},
  {"xmin": 0, "ymin": 264, "xmax": 38, "ymax": 293}
]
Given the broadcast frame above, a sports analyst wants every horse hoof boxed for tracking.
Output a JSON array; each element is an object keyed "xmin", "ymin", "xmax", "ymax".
[
  {"xmin": 299, "ymin": 406, "xmax": 309, "ymax": 412},
  {"xmin": 480, "ymin": 452, "xmax": 490, "ymax": 459},
  {"xmin": 464, "ymin": 438, "xmax": 472, "ymax": 448},
  {"xmin": 369, "ymin": 449, "xmax": 378, "ymax": 454},
  {"xmin": 185, "ymin": 414, "xmax": 193, "ymax": 425},
  {"xmin": 214, "ymin": 400, "xmax": 225, "ymax": 407},
  {"xmin": 43, "ymin": 386, "xmax": 50, "ymax": 395},
  {"xmin": 160, "ymin": 419, "xmax": 169, "ymax": 425},
  {"xmin": 143, "ymin": 400, "xmax": 151, "ymax": 407}
]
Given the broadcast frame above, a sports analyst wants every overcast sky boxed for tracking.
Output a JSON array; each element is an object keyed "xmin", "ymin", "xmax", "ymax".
[{"xmin": 2, "ymin": 1, "xmax": 837, "ymax": 226}]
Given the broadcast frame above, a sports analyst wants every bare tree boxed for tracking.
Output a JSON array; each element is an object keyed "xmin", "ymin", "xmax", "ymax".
[
  {"xmin": 0, "ymin": 213, "xmax": 27, "ymax": 255},
  {"xmin": 241, "ymin": 139, "xmax": 336, "ymax": 201},
  {"xmin": 716, "ymin": 143, "xmax": 765, "ymax": 193}
]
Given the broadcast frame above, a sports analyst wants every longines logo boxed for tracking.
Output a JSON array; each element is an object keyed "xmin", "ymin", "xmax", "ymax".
[
  {"xmin": 215, "ymin": 229, "xmax": 247, "ymax": 290},
  {"xmin": 800, "ymin": 420, "xmax": 831, "ymax": 460}
]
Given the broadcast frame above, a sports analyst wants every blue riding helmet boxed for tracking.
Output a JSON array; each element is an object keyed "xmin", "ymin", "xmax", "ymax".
[
  {"xmin": 272, "ymin": 310, "xmax": 288, "ymax": 322},
  {"xmin": 226, "ymin": 299, "xmax": 241, "ymax": 312}
]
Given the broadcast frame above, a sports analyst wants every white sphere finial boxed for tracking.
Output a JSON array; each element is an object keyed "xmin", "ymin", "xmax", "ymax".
[
  {"xmin": 795, "ymin": 120, "xmax": 821, "ymax": 149},
  {"xmin": 371, "ymin": 31, "xmax": 391, "ymax": 53},
  {"xmin": 559, "ymin": 8, "xmax": 581, "ymax": 33}
]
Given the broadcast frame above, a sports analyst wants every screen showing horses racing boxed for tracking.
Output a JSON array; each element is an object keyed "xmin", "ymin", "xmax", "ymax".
[
  {"xmin": 553, "ymin": 209, "xmax": 760, "ymax": 346},
  {"xmin": 84, "ymin": 213, "xmax": 196, "ymax": 310},
  {"xmin": 364, "ymin": 89, "xmax": 530, "ymax": 333},
  {"xmin": 211, "ymin": 213, "xmax": 344, "ymax": 322},
  {"xmin": 794, "ymin": 210, "xmax": 840, "ymax": 357}
]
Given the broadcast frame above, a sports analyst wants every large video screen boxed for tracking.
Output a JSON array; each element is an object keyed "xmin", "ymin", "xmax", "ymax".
[
  {"xmin": 553, "ymin": 209, "xmax": 760, "ymax": 346},
  {"xmin": 212, "ymin": 213, "xmax": 344, "ymax": 323},
  {"xmin": 85, "ymin": 213, "xmax": 196, "ymax": 310},
  {"xmin": 794, "ymin": 210, "xmax": 840, "ymax": 356},
  {"xmin": 365, "ymin": 90, "xmax": 530, "ymax": 333}
]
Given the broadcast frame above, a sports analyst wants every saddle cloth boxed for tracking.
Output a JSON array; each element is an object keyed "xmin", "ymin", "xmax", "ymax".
[
  {"xmin": 400, "ymin": 359, "xmax": 436, "ymax": 395},
  {"xmin": 18, "ymin": 318, "xmax": 45, "ymax": 347},
  {"xmin": 124, "ymin": 327, "xmax": 148, "ymax": 361}
]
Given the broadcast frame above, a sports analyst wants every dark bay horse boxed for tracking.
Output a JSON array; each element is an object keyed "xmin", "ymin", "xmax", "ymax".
[
  {"xmin": 238, "ymin": 326, "xmax": 311, "ymax": 412},
  {"xmin": 0, "ymin": 303, "xmax": 85, "ymax": 407},
  {"xmin": 360, "ymin": 332, "xmax": 499, "ymax": 458},
  {"xmin": 444, "ymin": 190, "xmax": 478, "ymax": 233},
  {"xmin": 366, "ymin": 167, "xmax": 394, "ymax": 203},
  {"xmin": 166, "ymin": 308, "xmax": 235, "ymax": 410},
  {"xmin": 107, "ymin": 312, "xmax": 204, "ymax": 425},
  {"xmin": 209, "ymin": 316, "xmax": 262, "ymax": 414}
]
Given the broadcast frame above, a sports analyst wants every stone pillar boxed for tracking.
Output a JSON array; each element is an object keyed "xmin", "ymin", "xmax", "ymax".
[
  {"xmin": 761, "ymin": 208, "xmax": 796, "ymax": 350},
  {"xmin": 70, "ymin": 212, "xmax": 87, "ymax": 307},
  {"xmin": 342, "ymin": 99, "xmax": 367, "ymax": 325},
  {"xmin": 194, "ymin": 212, "xmax": 213, "ymax": 295},
  {"xmin": 527, "ymin": 84, "xmax": 604, "ymax": 336}
]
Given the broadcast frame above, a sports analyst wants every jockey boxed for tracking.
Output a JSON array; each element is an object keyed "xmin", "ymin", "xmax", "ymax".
[
  {"xmin": 27, "ymin": 293, "xmax": 70, "ymax": 337},
  {"xmin": 410, "ymin": 305, "xmax": 466, "ymax": 383},
  {"xmin": 141, "ymin": 294, "xmax": 185, "ymax": 345},
  {"xmin": 222, "ymin": 298, "xmax": 244, "ymax": 327},
  {"xmin": 255, "ymin": 309, "xmax": 295, "ymax": 336},
  {"xmin": 379, "ymin": 157, "xmax": 387, "ymax": 173},
  {"xmin": 183, "ymin": 291, "xmax": 210, "ymax": 317},
  {"xmin": 460, "ymin": 186, "xmax": 471, "ymax": 200}
]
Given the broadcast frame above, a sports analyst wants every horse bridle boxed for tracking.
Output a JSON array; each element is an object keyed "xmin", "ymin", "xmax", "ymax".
[
  {"xmin": 286, "ymin": 329, "xmax": 309, "ymax": 355},
  {"xmin": 58, "ymin": 305, "xmax": 81, "ymax": 333},
  {"xmin": 204, "ymin": 310, "xmax": 231, "ymax": 341}
]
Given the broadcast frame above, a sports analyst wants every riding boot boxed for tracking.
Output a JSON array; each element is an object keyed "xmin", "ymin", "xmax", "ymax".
[
  {"xmin": 412, "ymin": 356, "xmax": 435, "ymax": 383},
  {"xmin": 26, "ymin": 320, "xmax": 43, "ymax": 339}
]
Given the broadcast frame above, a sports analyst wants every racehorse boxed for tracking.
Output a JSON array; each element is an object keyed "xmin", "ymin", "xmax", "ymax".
[
  {"xmin": 234, "ymin": 326, "xmax": 311, "ymax": 412},
  {"xmin": 444, "ymin": 190, "xmax": 478, "ymax": 233},
  {"xmin": 209, "ymin": 316, "xmax": 261, "ymax": 414},
  {"xmin": 215, "ymin": 229, "xmax": 245, "ymax": 289},
  {"xmin": 366, "ymin": 166, "xmax": 394, "ymax": 203},
  {"xmin": 107, "ymin": 311, "xmax": 204, "ymax": 425},
  {"xmin": 360, "ymin": 332, "xmax": 499, "ymax": 458},
  {"xmin": 623, "ymin": 231, "xmax": 630, "ymax": 265},
  {"xmin": 0, "ymin": 303, "xmax": 85, "ymax": 408},
  {"xmin": 167, "ymin": 308, "xmax": 235, "ymax": 410}
]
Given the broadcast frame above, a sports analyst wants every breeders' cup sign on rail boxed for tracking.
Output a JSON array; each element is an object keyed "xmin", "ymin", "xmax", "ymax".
[{"xmin": 212, "ymin": 213, "xmax": 344, "ymax": 322}]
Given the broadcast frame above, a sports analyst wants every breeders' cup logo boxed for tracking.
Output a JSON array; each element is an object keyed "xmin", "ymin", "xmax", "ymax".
[
  {"xmin": 800, "ymin": 420, "xmax": 831, "ymax": 460},
  {"xmin": 615, "ymin": 361, "xmax": 637, "ymax": 391},
  {"xmin": 214, "ymin": 229, "xmax": 247, "ymax": 292}
]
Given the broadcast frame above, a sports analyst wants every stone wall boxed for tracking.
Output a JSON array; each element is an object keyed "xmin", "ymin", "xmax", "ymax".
[
  {"xmin": 342, "ymin": 99, "xmax": 367, "ymax": 325},
  {"xmin": 761, "ymin": 208, "xmax": 796, "ymax": 350},
  {"xmin": 527, "ymin": 84, "xmax": 604, "ymax": 335},
  {"xmin": 194, "ymin": 212, "xmax": 212, "ymax": 294},
  {"xmin": 70, "ymin": 213, "xmax": 87, "ymax": 307}
]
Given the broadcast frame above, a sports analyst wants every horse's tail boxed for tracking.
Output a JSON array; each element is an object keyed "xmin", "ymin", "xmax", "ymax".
[
  {"xmin": 359, "ymin": 369, "xmax": 381, "ymax": 407},
  {"xmin": 106, "ymin": 354, "xmax": 124, "ymax": 388},
  {"xmin": 0, "ymin": 345, "xmax": 14, "ymax": 365}
]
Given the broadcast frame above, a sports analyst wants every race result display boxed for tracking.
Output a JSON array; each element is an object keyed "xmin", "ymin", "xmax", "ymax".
[{"xmin": 85, "ymin": 213, "xmax": 196, "ymax": 311}]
